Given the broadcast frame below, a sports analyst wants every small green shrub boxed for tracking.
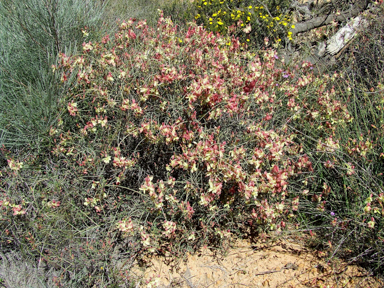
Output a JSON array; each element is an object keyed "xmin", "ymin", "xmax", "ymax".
[{"xmin": 192, "ymin": 0, "xmax": 293, "ymax": 48}]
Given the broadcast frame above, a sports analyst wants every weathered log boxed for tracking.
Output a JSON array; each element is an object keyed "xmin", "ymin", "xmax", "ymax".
[
  {"xmin": 326, "ymin": 15, "xmax": 368, "ymax": 55},
  {"xmin": 291, "ymin": 0, "xmax": 370, "ymax": 36}
]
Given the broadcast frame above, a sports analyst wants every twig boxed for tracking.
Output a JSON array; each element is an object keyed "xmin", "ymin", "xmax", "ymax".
[
  {"xmin": 256, "ymin": 262, "xmax": 299, "ymax": 276},
  {"xmin": 181, "ymin": 266, "xmax": 198, "ymax": 288}
]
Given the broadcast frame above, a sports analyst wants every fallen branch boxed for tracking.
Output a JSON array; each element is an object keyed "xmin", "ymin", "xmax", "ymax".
[{"xmin": 291, "ymin": 0, "xmax": 370, "ymax": 36}]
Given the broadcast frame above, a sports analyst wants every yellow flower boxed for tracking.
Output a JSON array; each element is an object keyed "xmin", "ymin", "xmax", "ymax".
[
  {"xmin": 203, "ymin": 2, "xmax": 207, "ymax": 5},
  {"xmin": 248, "ymin": 5, "xmax": 252, "ymax": 9},
  {"xmin": 291, "ymin": 25, "xmax": 295, "ymax": 29},
  {"xmin": 218, "ymin": 20, "xmax": 223, "ymax": 25}
]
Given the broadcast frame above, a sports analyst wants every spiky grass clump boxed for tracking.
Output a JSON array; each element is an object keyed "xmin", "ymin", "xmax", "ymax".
[
  {"xmin": 0, "ymin": 0, "xmax": 105, "ymax": 149},
  {"xmin": 297, "ymin": 4, "xmax": 384, "ymax": 274}
]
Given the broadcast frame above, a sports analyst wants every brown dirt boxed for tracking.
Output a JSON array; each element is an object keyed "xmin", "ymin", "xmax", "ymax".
[{"xmin": 130, "ymin": 236, "xmax": 383, "ymax": 288}]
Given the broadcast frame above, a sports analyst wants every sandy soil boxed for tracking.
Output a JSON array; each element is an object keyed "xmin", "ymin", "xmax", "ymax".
[{"xmin": 130, "ymin": 236, "xmax": 384, "ymax": 288}]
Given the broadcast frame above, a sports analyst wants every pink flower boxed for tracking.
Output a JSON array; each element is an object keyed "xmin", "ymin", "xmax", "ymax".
[
  {"xmin": 67, "ymin": 101, "xmax": 78, "ymax": 116},
  {"xmin": 368, "ymin": 217, "xmax": 375, "ymax": 229},
  {"xmin": 12, "ymin": 205, "xmax": 26, "ymax": 216},
  {"xmin": 128, "ymin": 29, "xmax": 136, "ymax": 40},
  {"xmin": 82, "ymin": 41, "xmax": 93, "ymax": 52},
  {"xmin": 47, "ymin": 200, "xmax": 61, "ymax": 208},
  {"xmin": 106, "ymin": 72, "xmax": 114, "ymax": 82},
  {"xmin": 162, "ymin": 221, "xmax": 176, "ymax": 238},
  {"xmin": 140, "ymin": 176, "xmax": 156, "ymax": 195},
  {"xmin": 7, "ymin": 159, "xmax": 23, "ymax": 171}
]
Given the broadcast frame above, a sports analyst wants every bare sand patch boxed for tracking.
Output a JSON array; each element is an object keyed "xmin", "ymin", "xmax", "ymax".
[{"xmin": 131, "ymin": 236, "xmax": 383, "ymax": 287}]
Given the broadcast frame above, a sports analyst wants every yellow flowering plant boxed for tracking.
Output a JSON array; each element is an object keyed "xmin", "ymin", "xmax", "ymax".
[{"xmin": 193, "ymin": 0, "xmax": 293, "ymax": 48}]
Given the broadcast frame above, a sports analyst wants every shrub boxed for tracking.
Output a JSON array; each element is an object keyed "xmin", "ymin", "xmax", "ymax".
[
  {"xmin": 192, "ymin": 0, "xmax": 293, "ymax": 48},
  {"xmin": 0, "ymin": 10, "xmax": 367, "ymax": 285}
]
